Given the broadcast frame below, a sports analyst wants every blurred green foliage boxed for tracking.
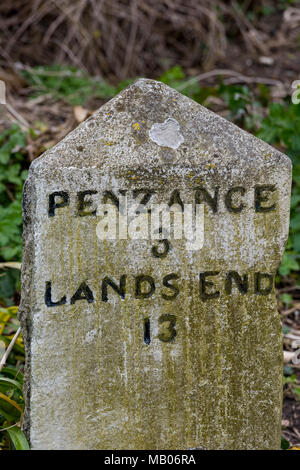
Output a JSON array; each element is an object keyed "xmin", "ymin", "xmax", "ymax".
[
  {"xmin": 21, "ymin": 65, "xmax": 135, "ymax": 105},
  {"xmin": 0, "ymin": 305, "xmax": 28, "ymax": 450},
  {"xmin": 21, "ymin": 65, "xmax": 117, "ymax": 105},
  {"xmin": 256, "ymin": 102, "xmax": 300, "ymax": 276},
  {"xmin": 281, "ymin": 436, "xmax": 291, "ymax": 450},
  {"xmin": 0, "ymin": 125, "xmax": 27, "ymax": 262},
  {"xmin": 283, "ymin": 374, "xmax": 300, "ymax": 400},
  {"xmin": 0, "ymin": 125, "xmax": 27, "ymax": 305}
]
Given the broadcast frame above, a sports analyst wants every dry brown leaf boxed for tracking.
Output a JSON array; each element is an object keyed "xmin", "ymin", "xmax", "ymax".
[
  {"xmin": 73, "ymin": 106, "xmax": 89, "ymax": 123},
  {"xmin": 0, "ymin": 262, "xmax": 21, "ymax": 270}
]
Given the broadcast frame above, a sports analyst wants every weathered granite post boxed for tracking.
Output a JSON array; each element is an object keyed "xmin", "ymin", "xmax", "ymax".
[{"xmin": 19, "ymin": 79, "xmax": 291, "ymax": 449}]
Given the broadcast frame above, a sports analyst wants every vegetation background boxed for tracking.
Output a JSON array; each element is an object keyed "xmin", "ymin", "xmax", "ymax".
[{"xmin": 0, "ymin": 0, "xmax": 299, "ymax": 450}]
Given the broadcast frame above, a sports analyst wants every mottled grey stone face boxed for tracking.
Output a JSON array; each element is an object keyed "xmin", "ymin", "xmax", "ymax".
[{"xmin": 19, "ymin": 79, "xmax": 291, "ymax": 450}]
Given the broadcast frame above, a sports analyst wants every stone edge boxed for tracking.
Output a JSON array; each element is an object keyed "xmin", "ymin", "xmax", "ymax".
[{"xmin": 18, "ymin": 176, "xmax": 36, "ymax": 445}]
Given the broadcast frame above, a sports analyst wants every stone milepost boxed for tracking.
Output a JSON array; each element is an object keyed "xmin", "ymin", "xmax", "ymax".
[{"xmin": 19, "ymin": 79, "xmax": 291, "ymax": 449}]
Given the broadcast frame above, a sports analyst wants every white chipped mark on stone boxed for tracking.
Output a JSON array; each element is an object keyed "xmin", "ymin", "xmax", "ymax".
[
  {"xmin": 85, "ymin": 328, "xmax": 97, "ymax": 343},
  {"xmin": 149, "ymin": 118, "xmax": 184, "ymax": 149}
]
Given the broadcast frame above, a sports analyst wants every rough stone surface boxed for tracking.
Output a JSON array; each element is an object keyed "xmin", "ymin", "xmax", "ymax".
[{"xmin": 19, "ymin": 79, "xmax": 292, "ymax": 450}]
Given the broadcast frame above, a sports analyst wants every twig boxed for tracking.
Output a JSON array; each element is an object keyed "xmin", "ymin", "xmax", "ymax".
[
  {"xmin": 282, "ymin": 303, "xmax": 300, "ymax": 316},
  {"xmin": 0, "ymin": 327, "xmax": 21, "ymax": 373},
  {"xmin": 278, "ymin": 286, "xmax": 300, "ymax": 294},
  {"xmin": 293, "ymin": 427, "xmax": 300, "ymax": 439},
  {"xmin": 5, "ymin": 186, "xmax": 14, "ymax": 202},
  {"xmin": 0, "ymin": 421, "xmax": 21, "ymax": 432},
  {"xmin": 223, "ymin": 76, "xmax": 283, "ymax": 86},
  {"xmin": 5, "ymin": 103, "xmax": 30, "ymax": 129},
  {"xmin": 176, "ymin": 69, "xmax": 243, "ymax": 90},
  {"xmin": 176, "ymin": 69, "xmax": 283, "ymax": 91}
]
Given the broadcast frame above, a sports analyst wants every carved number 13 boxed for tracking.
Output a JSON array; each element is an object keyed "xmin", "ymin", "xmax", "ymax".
[{"xmin": 144, "ymin": 314, "xmax": 177, "ymax": 345}]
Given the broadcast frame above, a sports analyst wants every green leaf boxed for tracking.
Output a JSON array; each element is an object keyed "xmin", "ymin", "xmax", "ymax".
[
  {"xmin": 21, "ymin": 65, "xmax": 117, "ymax": 105},
  {"xmin": 256, "ymin": 125, "xmax": 277, "ymax": 143},
  {"xmin": 6, "ymin": 426, "xmax": 29, "ymax": 450},
  {"xmin": 291, "ymin": 213, "xmax": 300, "ymax": 231},
  {"xmin": 283, "ymin": 374, "xmax": 296, "ymax": 385},
  {"xmin": 279, "ymin": 253, "xmax": 300, "ymax": 275},
  {"xmin": 290, "ymin": 134, "xmax": 300, "ymax": 151},
  {"xmin": 0, "ymin": 367, "xmax": 23, "ymax": 383},
  {"xmin": 0, "ymin": 408, "xmax": 18, "ymax": 422},
  {"xmin": 0, "ymin": 392, "xmax": 22, "ymax": 421},
  {"xmin": 281, "ymin": 436, "xmax": 290, "ymax": 450},
  {"xmin": 0, "ymin": 335, "xmax": 24, "ymax": 355},
  {"xmin": 282, "ymin": 326, "xmax": 291, "ymax": 335},
  {"xmin": 0, "ymin": 377, "xmax": 23, "ymax": 393},
  {"xmin": 293, "ymin": 233, "xmax": 300, "ymax": 252},
  {"xmin": 290, "ymin": 194, "xmax": 300, "ymax": 209},
  {"xmin": 0, "ymin": 151, "xmax": 10, "ymax": 164},
  {"xmin": 159, "ymin": 66, "xmax": 185, "ymax": 86},
  {"xmin": 280, "ymin": 293, "xmax": 293, "ymax": 307}
]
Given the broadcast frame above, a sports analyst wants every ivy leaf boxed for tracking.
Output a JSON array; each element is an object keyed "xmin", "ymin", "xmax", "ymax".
[{"xmin": 6, "ymin": 426, "xmax": 30, "ymax": 450}]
